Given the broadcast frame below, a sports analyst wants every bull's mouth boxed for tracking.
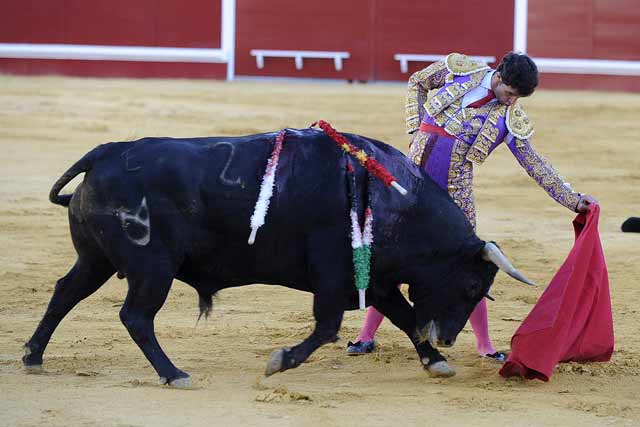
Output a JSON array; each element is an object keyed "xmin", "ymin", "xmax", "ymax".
[{"xmin": 437, "ymin": 338, "xmax": 456, "ymax": 347}]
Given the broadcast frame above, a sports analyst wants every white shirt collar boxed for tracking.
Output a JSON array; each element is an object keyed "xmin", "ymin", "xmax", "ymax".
[
  {"xmin": 481, "ymin": 70, "xmax": 495, "ymax": 91},
  {"xmin": 460, "ymin": 69, "xmax": 497, "ymax": 108}
]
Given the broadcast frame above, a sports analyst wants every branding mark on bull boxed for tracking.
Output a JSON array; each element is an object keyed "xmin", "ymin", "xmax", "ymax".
[
  {"xmin": 208, "ymin": 142, "xmax": 242, "ymax": 187},
  {"xmin": 121, "ymin": 147, "xmax": 142, "ymax": 172},
  {"xmin": 117, "ymin": 197, "xmax": 150, "ymax": 246}
]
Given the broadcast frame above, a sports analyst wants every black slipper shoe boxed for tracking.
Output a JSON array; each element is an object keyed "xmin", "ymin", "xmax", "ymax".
[{"xmin": 483, "ymin": 352, "xmax": 507, "ymax": 362}]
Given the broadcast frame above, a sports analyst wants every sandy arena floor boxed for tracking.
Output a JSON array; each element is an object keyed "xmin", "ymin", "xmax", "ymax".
[{"xmin": 1, "ymin": 75, "xmax": 639, "ymax": 426}]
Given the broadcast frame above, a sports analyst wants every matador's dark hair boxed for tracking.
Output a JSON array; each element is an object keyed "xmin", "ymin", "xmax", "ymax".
[{"xmin": 496, "ymin": 52, "xmax": 538, "ymax": 97}]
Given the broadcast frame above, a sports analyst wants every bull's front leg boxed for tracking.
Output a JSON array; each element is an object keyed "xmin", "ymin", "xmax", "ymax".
[
  {"xmin": 264, "ymin": 290, "xmax": 343, "ymax": 376},
  {"xmin": 265, "ymin": 231, "xmax": 347, "ymax": 376},
  {"xmin": 373, "ymin": 287, "xmax": 456, "ymax": 378}
]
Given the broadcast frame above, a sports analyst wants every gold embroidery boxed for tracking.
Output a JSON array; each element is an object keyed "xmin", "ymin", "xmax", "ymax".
[
  {"xmin": 512, "ymin": 139, "xmax": 581, "ymax": 211},
  {"xmin": 465, "ymin": 104, "xmax": 506, "ymax": 165},
  {"xmin": 506, "ymin": 103, "xmax": 534, "ymax": 139},
  {"xmin": 463, "ymin": 102, "xmax": 494, "ymax": 116},
  {"xmin": 405, "ymin": 61, "xmax": 449, "ymax": 133},
  {"xmin": 445, "ymin": 122, "xmax": 463, "ymax": 136},
  {"xmin": 407, "ymin": 130, "xmax": 431, "ymax": 166},
  {"xmin": 448, "ymin": 139, "xmax": 476, "ymax": 229},
  {"xmin": 405, "ymin": 53, "xmax": 494, "ymax": 134},
  {"xmin": 482, "ymin": 124, "xmax": 499, "ymax": 141},
  {"xmin": 424, "ymin": 70, "xmax": 486, "ymax": 118},
  {"xmin": 435, "ymin": 100, "xmax": 462, "ymax": 130},
  {"xmin": 445, "ymin": 53, "xmax": 491, "ymax": 76},
  {"xmin": 463, "ymin": 117, "xmax": 484, "ymax": 138}
]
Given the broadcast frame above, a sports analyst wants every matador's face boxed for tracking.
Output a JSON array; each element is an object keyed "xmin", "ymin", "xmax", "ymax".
[{"xmin": 492, "ymin": 72, "xmax": 523, "ymax": 106}]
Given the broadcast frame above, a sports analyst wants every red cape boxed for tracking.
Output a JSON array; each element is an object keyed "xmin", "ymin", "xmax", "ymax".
[{"xmin": 499, "ymin": 205, "xmax": 614, "ymax": 381}]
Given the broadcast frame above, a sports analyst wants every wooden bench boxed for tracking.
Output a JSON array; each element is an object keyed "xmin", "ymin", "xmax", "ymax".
[{"xmin": 250, "ymin": 49, "xmax": 350, "ymax": 71}]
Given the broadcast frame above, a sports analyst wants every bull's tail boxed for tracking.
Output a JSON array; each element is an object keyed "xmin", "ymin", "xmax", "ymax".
[
  {"xmin": 49, "ymin": 144, "xmax": 109, "ymax": 207},
  {"xmin": 197, "ymin": 291, "xmax": 214, "ymax": 323}
]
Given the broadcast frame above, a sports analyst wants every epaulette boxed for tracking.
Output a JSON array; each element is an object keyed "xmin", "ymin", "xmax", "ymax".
[
  {"xmin": 445, "ymin": 53, "xmax": 490, "ymax": 76},
  {"xmin": 506, "ymin": 102, "xmax": 535, "ymax": 140}
]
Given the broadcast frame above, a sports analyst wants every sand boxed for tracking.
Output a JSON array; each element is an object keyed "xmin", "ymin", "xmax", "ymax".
[{"xmin": 1, "ymin": 75, "xmax": 639, "ymax": 426}]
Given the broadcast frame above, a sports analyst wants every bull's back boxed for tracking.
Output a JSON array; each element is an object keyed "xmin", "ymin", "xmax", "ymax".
[
  {"xmin": 77, "ymin": 135, "xmax": 270, "ymax": 218},
  {"xmin": 70, "ymin": 131, "xmax": 356, "ymax": 283}
]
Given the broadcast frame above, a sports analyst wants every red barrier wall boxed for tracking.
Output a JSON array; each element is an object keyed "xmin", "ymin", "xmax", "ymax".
[
  {"xmin": 235, "ymin": 0, "xmax": 372, "ymax": 80},
  {"xmin": 235, "ymin": 0, "xmax": 513, "ymax": 81},
  {"xmin": 373, "ymin": 0, "xmax": 513, "ymax": 81},
  {"xmin": 0, "ymin": 0, "xmax": 221, "ymax": 47},
  {"xmin": 528, "ymin": 0, "xmax": 640, "ymax": 60},
  {"xmin": 0, "ymin": 0, "xmax": 639, "ymax": 91},
  {"xmin": 0, "ymin": 0, "xmax": 226, "ymax": 78},
  {"xmin": 528, "ymin": 0, "xmax": 640, "ymax": 91},
  {"xmin": 0, "ymin": 59, "xmax": 227, "ymax": 79}
]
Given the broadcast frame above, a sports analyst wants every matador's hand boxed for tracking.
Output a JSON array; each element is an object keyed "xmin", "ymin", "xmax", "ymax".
[{"xmin": 576, "ymin": 194, "xmax": 598, "ymax": 213}]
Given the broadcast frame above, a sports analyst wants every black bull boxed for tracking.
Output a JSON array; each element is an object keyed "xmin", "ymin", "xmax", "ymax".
[{"xmin": 23, "ymin": 127, "xmax": 530, "ymax": 386}]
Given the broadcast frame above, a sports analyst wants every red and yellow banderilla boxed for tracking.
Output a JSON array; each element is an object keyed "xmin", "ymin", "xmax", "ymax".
[{"xmin": 313, "ymin": 120, "xmax": 408, "ymax": 196}]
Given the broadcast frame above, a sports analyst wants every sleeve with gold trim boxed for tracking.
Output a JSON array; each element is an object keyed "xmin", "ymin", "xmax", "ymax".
[
  {"xmin": 506, "ymin": 137, "xmax": 581, "ymax": 211},
  {"xmin": 405, "ymin": 61, "xmax": 449, "ymax": 134}
]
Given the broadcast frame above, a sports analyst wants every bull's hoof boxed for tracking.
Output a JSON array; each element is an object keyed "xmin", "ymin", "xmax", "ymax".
[
  {"xmin": 24, "ymin": 364, "xmax": 44, "ymax": 374},
  {"xmin": 169, "ymin": 376, "xmax": 192, "ymax": 389},
  {"xmin": 265, "ymin": 347, "xmax": 294, "ymax": 377},
  {"xmin": 426, "ymin": 361, "xmax": 456, "ymax": 378},
  {"xmin": 23, "ymin": 345, "xmax": 43, "ymax": 372},
  {"xmin": 265, "ymin": 348, "xmax": 285, "ymax": 377},
  {"xmin": 159, "ymin": 374, "xmax": 192, "ymax": 388}
]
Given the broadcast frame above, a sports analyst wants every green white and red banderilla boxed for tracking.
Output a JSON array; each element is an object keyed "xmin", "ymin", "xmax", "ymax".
[
  {"xmin": 346, "ymin": 159, "xmax": 374, "ymax": 310},
  {"xmin": 314, "ymin": 120, "xmax": 408, "ymax": 196},
  {"xmin": 351, "ymin": 206, "xmax": 373, "ymax": 310},
  {"xmin": 248, "ymin": 129, "xmax": 286, "ymax": 245}
]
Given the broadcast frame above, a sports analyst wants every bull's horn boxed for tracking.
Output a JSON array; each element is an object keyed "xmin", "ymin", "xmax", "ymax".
[{"xmin": 481, "ymin": 242, "xmax": 536, "ymax": 286}]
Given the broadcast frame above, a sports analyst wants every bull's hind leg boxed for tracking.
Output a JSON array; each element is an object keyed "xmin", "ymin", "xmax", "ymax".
[
  {"xmin": 265, "ymin": 232, "xmax": 347, "ymax": 376},
  {"xmin": 373, "ymin": 288, "xmax": 456, "ymax": 378},
  {"xmin": 23, "ymin": 256, "xmax": 115, "ymax": 370},
  {"xmin": 118, "ymin": 258, "xmax": 189, "ymax": 387}
]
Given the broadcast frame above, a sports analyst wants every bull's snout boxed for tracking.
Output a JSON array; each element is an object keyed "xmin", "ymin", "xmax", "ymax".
[{"xmin": 437, "ymin": 338, "xmax": 456, "ymax": 347}]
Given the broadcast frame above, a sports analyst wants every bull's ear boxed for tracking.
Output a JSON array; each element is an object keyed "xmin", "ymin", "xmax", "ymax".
[
  {"xmin": 485, "ymin": 292, "xmax": 495, "ymax": 301},
  {"xmin": 481, "ymin": 242, "xmax": 536, "ymax": 286}
]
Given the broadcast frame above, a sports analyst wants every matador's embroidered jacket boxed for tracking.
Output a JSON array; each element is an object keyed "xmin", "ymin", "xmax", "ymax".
[{"xmin": 405, "ymin": 53, "xmax": 581, "ymax": 228}]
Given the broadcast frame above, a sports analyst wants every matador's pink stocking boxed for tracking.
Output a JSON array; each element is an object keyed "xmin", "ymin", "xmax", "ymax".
[
  {"xmin": 469, "ymin": 298, "xmax": 496, "ymax": 355},
  {"xmin": 355, "ymin": 306, "xmax": 385, "ymax": 342}
]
